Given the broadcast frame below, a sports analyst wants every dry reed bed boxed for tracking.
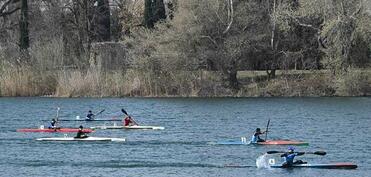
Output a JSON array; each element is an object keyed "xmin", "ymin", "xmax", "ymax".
[{"xmin": 1, "ymin": 66, "xmax": 371, "ymax": 97}]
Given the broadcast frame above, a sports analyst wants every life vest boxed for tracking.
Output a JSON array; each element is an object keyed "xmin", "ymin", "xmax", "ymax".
[
  {"xmin": 283, "ymin": 153, "xmax": 296, "ymax": 165},
  {"xmin": 124, "ymin": 117, "xmax": 132, "ymax": 126}
]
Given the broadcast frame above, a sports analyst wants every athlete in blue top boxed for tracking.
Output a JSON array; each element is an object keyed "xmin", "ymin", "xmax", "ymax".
[
  {"xmin": 86, "ymin": 110, "xmax": 95, "ymax": 120},
  {"xmin": 281, "ymin": 147, "xmax": 306, "ymax": 167},
  {"xmin": 250, "ymin": 128, "xmax": 266, "ymax": 143}
]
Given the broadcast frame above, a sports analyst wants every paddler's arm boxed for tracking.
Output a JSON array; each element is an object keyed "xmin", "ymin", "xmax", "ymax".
[
  {"xmin": 258, "ymin": 131, "xmax": 266, "ymax": 135},
  {"xmin": 296, "ymin": 152, "xmax": 305, "ymax": 156},
  {"xmin": 130, "ymin": 117, "xmax": 139, "ymax": 125}
]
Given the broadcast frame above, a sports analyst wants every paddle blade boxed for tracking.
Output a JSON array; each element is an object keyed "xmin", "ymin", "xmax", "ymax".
[
  {"xmin": 313, "ymin": 151, "xmax": 326, "ymax": 156},
  {"xmin": 266, "ymin": 151, "xmax": 284, "ymax": 154},
  {"xmin": 121, "ymin": 109, "xmax": 128, "ymax": 115},
  {"xmin": 265, "ymin": 119, "xmax": 270, "ymax": 141}
]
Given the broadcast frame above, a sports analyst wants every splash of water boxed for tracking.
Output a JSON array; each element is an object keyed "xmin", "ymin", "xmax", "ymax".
[{"xmin": 256, "ymin": 154, "xmax": 271, "ymax": 168}]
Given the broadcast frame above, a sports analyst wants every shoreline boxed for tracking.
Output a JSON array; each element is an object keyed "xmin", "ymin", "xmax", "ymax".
[
  {"xmin": 1, "ymin": 95, "xmax": 370, "ymax": 98},
  {"xmin": 1, "ymin": 68, "xmax": 371, "ymax": 98}
]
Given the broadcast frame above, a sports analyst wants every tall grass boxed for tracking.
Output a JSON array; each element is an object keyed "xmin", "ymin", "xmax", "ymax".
[
  {"xmin": 335, "ymin": 69, "xmax": 371, "ymax": 96},
  {"xmin": 1, "ymin": 64, "xmax": 371, "ymax": 97},
  {"xmin": 54, "ymin": 69, "xmax": 225, "ymax": 97},
  {"xmin": 0, "ymin": 64, "xmax": 56, "ymax": 96}
]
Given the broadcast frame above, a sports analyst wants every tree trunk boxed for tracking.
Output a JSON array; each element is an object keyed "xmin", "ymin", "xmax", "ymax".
[
  {"xmin": 154, "ymin": 0, "xmax": 166, "ymax": 22},
  {"xmin": 19, "ymin": 0, "xmax": 29, "ymax": 50},
  {"xmin": 266, "ymin": 69, "xmax": 276, "ymax": 79},
  {"xmin": 225, "ymin": 60, "xmax": 239, "ymax": 90},
  {"xmin": 144, "ymin": 0, "xmax": 154, "ymax": 28},
  {"xmin": 228, "ymin": 69, "xmax": 239, "ymax": 90},
  {"xmin": 144, "ymin": 0, "xmax": 166, "ymax": 28},
  {"xmin": 94, "ymin": 0, "xmax": 111, "ymax": 41}
]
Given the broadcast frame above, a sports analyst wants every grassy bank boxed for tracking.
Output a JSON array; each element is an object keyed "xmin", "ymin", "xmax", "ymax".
[{"xmin": 1, "ymin": 65, "xmax": 371, "ymax": 97}]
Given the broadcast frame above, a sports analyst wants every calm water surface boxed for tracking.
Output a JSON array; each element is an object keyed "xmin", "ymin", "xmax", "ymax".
[{"xmin": 0, "ymin": 97, "xmax": 370, "ymax": 177}]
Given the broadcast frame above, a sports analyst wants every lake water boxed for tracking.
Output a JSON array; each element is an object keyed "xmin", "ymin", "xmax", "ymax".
[{"xmin": 0, "ymin": 97, "xmax": 370, "ymax": 177}]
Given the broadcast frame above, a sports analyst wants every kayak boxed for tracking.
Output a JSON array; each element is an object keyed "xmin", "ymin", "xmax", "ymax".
[
  {"xmin": 42, "ymin": 119, "xmax": 121, "ymax": 122},
  {"xmin": 36, "ymin": 137, "xmax": 126, "ymax": 142},
  {"xmin": 91, "ymin": 125, "xmax": 165, "ymax": 130},
  {"xmin": 211, "ymin": 137, "xmax": 250, "ymax": 145},
  {"xmin": 212, "ymin": 137, "xmax": 308, "ymax": 146},
  {"xmin": 257, "ymin": 140, "xmax": 308, "ymax": 146},
  {"xmin": 270, "ymin": 163, "xmax": 357, "ymax": 169},
  {"xmin": 17, "ymin": 128, "xmax": 93, "ymax": 133}
]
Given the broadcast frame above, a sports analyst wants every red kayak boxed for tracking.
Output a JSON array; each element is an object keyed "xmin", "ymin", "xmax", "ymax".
[
  {"xmin": 214, "ymin": 138, "xmax": 308, "ymax": 145},
  {"xmin": 17, "ymin": 128, "xmax": 93, "ymax": 133},
  {"xmin": 257, "ymin": 140, "xmax": 308, "ymax": 146}
]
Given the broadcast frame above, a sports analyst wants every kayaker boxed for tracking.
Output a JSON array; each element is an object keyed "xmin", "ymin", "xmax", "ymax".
[
  {"xmin": 250, "ymin": 128, "xmax": 266, "ymax": 143},
  {"xmin": 86, "ymin": 110, "xmax": 95, "ymax": 120},
  {"xmin": 281, "ymin": 146, "xmax": 306, "ymax": 167},
  {"xmin": 123, "ymin": 116, "xmax": 137, "ymax": 126},
  {"xmin": 75, "ymin": 125, "xmax": 88, "ymax": 138},
  {"xmin": 48, "ymin": 119, "xmax": 58, "ymax": 129}
]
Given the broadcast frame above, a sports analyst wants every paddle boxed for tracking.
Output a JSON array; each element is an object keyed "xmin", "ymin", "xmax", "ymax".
[
  {"xmin": 95, "ymin": 109, "xmax": 105, "ymax": 117},
  {"xmin": 265, "ymin": 119, "xmax": 270, "ymax": 141},
  {"xmin": 84, "ymin": 109, "xmax": 105, "ymax": 120},
  {"xmin": 56, "ymin": 107, "xmax": 60, "ymax": 120},
  {"xmin": 51, "ymin": 107, "xmax": 60, "ymax": 130},
  {"xmin": 266, "ymin": 150, "xmax": 326, "ymax": 156},
  {"xmin": 121, "ymin": 108, "xmax": 139, "ymax": 125}
]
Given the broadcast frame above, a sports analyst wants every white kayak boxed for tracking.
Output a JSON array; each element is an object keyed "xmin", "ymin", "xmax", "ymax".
[
  {"xmin": 91, "ymin": 125, "xmax": 165, "ymax": 130},
  {"xmin": 36, "ymin": 137, "xmax": 126, "ymax": 142}
]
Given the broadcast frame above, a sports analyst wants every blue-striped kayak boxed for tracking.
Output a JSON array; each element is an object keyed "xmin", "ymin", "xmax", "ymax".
[{"xmin": 270, "ymin": 163, "xmax": 357, "ymax": 169}]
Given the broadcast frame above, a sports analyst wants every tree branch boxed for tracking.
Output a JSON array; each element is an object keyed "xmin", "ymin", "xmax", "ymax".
[
  {"xmin": 223, "ymin": 0, "xmax": 233, "ymax": 34},
  {"xmin": 200, "ymin": 35, "xmax": 218, "ymax": 47},
  {"xmin": 0, "ymin": 0, "xmax": 20, "ymax": 17},
  {"xmin": 0, "ymin": 0, "xmax": 12, "ymax": 13},
  {"xmin": 350, "ymin": 0, "xmax": 362, "ymax": 19},
  {"xmin": 0, "ymin": 7, "xmax": 20, "ymax": 17}
]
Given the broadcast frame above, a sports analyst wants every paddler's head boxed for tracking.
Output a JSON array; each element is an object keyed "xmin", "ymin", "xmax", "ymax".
[
  {"xmin": 79, "ymin": 125, "xmax": 83, "ymax": 130},
  {"xmin": 88, "ymin": 110, "xmax": 92, "ymax": 113},
  {"xmin": 288, "ymin": 146, "xmax": 295, "ymax": 153},
  {"xmin": 256, "ymin": 128, "xmax": 261, "ymax": 132}
]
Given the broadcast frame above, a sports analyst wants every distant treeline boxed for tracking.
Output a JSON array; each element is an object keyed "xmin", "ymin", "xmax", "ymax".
[{"xmin": 0, "ymin": 0, "xmax": 370, "ymax": 97}]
